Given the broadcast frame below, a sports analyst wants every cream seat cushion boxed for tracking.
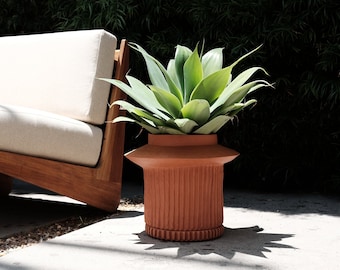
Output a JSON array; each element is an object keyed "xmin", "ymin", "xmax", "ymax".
[{"xmin": 0, "ymin": 104, "xmax": 102, "ymax": 166}]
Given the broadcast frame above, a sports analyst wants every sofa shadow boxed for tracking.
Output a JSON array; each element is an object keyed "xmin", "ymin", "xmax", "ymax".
[
  {"xmin": 135, "ymin": 225, "xmax": 295, "ymax": 260},
  {"xmin": 0, "ymin": 195, "xmax": 105, "ymax": 238}
]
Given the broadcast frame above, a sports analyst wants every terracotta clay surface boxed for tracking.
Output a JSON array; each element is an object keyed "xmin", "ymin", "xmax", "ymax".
[
  {"xmin": 126, "ymin": 134, "xmax": 239, "ymax": 241},
  {"xmin": 126, "ymin": 134, "xmax": 239, "ymax": 168}
]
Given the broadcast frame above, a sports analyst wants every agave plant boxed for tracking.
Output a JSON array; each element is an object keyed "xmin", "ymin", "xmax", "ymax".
[{"xmin": 101, "ymin": 42, "xmax": 272, "ymax": 134}]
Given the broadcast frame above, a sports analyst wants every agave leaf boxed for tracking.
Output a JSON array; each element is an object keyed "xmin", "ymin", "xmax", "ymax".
[
  {"xmin": 228, "ymin": 44, "xmax": 264, "ymax": 70},
  {"xmin": 247, "ymin": 82, "xmax": 274, "ymax": 95},
  {"xmin": 100, "ymin": 76, "xmax": 169, "ymax": 121},
  {"xmin": 193, "ymin": 115, "xmax": 233, "ymax": 134},
  {"xmin": 183, "ymin": 46, "xmax": 203, "ymax": 103},
  {"xmin": 181, "ymin": 99, "xmax": 210, "ymax": 125},
  {"xmin": 174, "ymin": 118, "xmax": 198, "ymax": 133},
  {"xmin": 211, "ymin": 83, "xmax": 269, "ymax": 117},
  {"xmin": 129, "ymin": 42, "xmax": 183, "ymax": 104},
  {"xmin": 141, "ymin": 125, "xmax": 161, "ymax": 134},
  {"xmin": 210, "ymin": 82, "xmax": 269, "ymax": 117},
  {"xmin": 175, "ymin": 45, "xmax": 192, "ymax": 91},
  {"xmin": 129, "ymin": 43, "xmax": 169, "ymax": 91},
  {"xmin": 149, "ymin": 85, "xmax": 182, "ymax": 118},
  {"xmin": 228, "ymin": 99, "xmax": 257, "ymax": 116},
  {"xmin": 158, "ymin": 126, "xmax": 185, "ymax": 134},
  {"xmin": 242, "ymin": 98, "xmax": 257, "ymax": 107},
  {"xmin": 211, "ymin": 103, "xmax": 245, "ymax": 118},
  {"xmin": 228, "ymin": 67, "xmax": 269, "ymax": 93},
  {"xmin": 212, "ymin": 99, "xmax": 258, "ymax": 118},
  {"xmin": 202, "ymin": 47, "xmax": 224, "ymax": 78},
  {"xmin": 113, "ymin": 116, "xmax": 161, "ymax": 134},
  {"xmin": 167, "ymin": 59, "xmax": 180, "ymax": 88},
  {"xmin": 113, "ymin": 115, "xmax": 156, "ymax": 129},
  {"xmin": 112, "ymin": 100, "xmax": 165, "ymax": 126},
  {"xmin": 210, "ymin": 67, "xmax": 269, "ymax": 111},
  {"xmin": 204, "ymin": 44, "xmax": 264, "ymax": 109},
  {"xmin": 111, "ymin": 115, "xmax": 135, "ymax": 124},
  {"xmin": 224, "ymin": 81, "xmax": 271, "ymax": 108},
  {"xmin": 125, "ymin": 76, "xmax": 172, "ymax": 120},
  {"xmin": 190, "ymin": 66, "xmax": 232, "ymax": 104}
]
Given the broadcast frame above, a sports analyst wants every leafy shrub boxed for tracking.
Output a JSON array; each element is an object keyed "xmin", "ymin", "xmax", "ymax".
[{"xmin": 1, "ymin": 0, "xmax": 338, "ymax": 193}]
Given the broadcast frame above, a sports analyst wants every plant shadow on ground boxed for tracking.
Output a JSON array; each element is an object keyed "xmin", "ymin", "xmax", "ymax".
[{"xmin": 135, "ymin": 226, "xmax": 295, "ymax": 260}]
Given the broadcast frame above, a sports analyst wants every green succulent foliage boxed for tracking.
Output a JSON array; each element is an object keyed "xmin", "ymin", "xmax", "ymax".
[{"xmin": 101, "ymin": 42, "xmax": 272, "ymax": 134}]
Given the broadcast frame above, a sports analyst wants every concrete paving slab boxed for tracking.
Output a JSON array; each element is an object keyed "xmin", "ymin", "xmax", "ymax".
[{"xmin": 1, "ymin": 187, "xmax": 340, "ymax": 270}]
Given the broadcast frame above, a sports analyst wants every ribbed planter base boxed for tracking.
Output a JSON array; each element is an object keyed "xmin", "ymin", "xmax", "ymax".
[
  {"xmin": 146, "ymin": 225, "xmax": 225, "ymax": 242},
  {"xmin": 126, "ymin": 134, "xmax": 239, "ymax": 242}
]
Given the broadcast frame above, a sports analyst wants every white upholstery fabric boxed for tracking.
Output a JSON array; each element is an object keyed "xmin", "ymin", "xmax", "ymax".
[
  {"xmin": 0, "ymin": 104, "xmax": 103, "ymax": 166},
  {"xmin": 0, "ymin": 29, "xmax": 117, "ymax": 125}
]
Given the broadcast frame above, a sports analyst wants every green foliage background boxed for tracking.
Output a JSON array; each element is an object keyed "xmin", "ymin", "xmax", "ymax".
[{"xmin": 1, "ymin": 0, "xmax": 339, "ymax": 193}]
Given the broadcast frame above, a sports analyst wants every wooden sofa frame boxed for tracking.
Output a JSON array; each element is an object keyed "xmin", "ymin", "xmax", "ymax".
[{"xmin": 0, "ymin": 39, "xmax": 129, "ymax": 212}]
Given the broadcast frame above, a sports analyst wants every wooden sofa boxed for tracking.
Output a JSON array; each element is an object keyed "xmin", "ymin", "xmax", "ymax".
[{"xmin": 0, "ymin": 30, "xmax": 129, "ymax": 212}]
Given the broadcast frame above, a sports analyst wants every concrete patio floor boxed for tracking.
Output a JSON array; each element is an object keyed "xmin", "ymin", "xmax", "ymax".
[{"xmin": 0, "ymin": 179, "xmax": 340, "ymax": 269}]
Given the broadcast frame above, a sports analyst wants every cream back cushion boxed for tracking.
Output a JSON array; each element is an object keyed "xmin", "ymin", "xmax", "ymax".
[{"xmin": 0, "ymin": 29, "xmax": 117, "ymax": 125}]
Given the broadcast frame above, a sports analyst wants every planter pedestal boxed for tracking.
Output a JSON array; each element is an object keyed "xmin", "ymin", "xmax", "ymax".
[{"xmin": 126, "ymin": 134, "xmax": 239, "ymax": 241}]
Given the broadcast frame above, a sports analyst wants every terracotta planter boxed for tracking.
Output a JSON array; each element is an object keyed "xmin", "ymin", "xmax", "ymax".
[{"xmin": 126, "ymin": 134, "xmax": 239, "ymax": 241}]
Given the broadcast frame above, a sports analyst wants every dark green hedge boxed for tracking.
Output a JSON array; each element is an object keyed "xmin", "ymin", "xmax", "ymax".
[{"xmin": 1, "ymin": 0, "xmax": 339, "ymax": 193}]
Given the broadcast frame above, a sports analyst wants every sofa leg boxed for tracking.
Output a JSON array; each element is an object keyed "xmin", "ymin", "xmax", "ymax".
[{"xmin": 0, "ymin": 174, "xmax": 12, "ymax": 197}]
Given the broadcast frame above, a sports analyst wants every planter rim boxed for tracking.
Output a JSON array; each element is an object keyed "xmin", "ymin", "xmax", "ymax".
[{"xmin": 126, "ymin": 134, "xmax": 239, "ymax": 168}]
